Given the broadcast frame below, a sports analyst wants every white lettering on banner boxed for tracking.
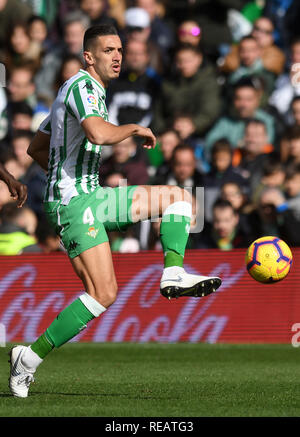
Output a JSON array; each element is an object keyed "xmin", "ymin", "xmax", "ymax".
[
  {"xmin": 24, "ymin": 292, "xmax": 65, "ymax": 342},
  {"xmin": 94, "ymin": 263, "xmax": 245, "ymax": 343},
  {"xmin": 0, "ymin": 323, "xmax": 5, "ymax": 347},
  {"xmin": 1, "ymin": 293, "xmax": 35, "ymax": 341},
  {"xmin": 0, "ymin": 265, "xmax": 37, "ymax": 341},
  {"xmin": 0, "ymin": 262, "xmax": 245, "ymax": 343}
]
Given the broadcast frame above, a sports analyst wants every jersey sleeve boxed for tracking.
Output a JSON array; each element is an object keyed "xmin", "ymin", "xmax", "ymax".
[
  {"xmin": 38, "ymin": 113, "xmax": 51, "ymax": 135},
  {"xmin": 66, "ymin": 80, "xmax": 103, "ymax": 123}
]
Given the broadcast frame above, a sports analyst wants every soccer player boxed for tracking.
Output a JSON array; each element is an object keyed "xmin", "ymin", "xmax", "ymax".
[
  {"xmin": 0, "ymin": 163, "xmax": 27, "ymax": 207},
  {"xmin": 9, "ymin": 25, "xmax": 222, "ymax": 398}
]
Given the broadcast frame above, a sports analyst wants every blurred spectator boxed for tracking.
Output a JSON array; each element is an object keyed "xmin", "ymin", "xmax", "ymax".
[
  {"xmin": 0, "ymin": 203, "xmax": 41, "ymax": 254},
  {"xmin": 252, "ymin": 158, "xmax": 286, "ymax": 205},
  {"xmin": 7, "ymin": 64, "xmax": 49, "ymax": 127},
  {"xmin": 12, "ymin": 130, "xmax": 47, "ymax": 217},
  {"xmin": 35, "ymin": 219, "xmax": 62, "ymax": 253},
  {"xmin": 0, "ymin": 0, "xmax": 32, "ymax": 49},
  {"xmin": 35, "ymin": 10, "xmax": 90, "ymax": 101},
  {"xmin": 203, "ymin": 139, "xmax": 247, "ymax": 222},
  {"xmin": 154, "ymin": 43, "xmax": 220, "ymax": 138},
  {"xmin": 99, "ymin": 137, "xmax": 149, "ymax": 186},
  {"xmin": 221, "ymin": 181, "xmax": 248, "ymax": 212},
  {"xmin": 124, "ymin": 7, "xmax": 163, "ymax": 74},
  {"xmin": 233, "ymin": 119, "xmax": 274, "ymax": 192},
  {"xmin": 27, "ymin": 15, "xmax": 53, "ymax": 53},
  {"xmin": 269, "ymin": 68, "xmax": 300, "ymax": 125},
  {"xmin": 154, "ymin": 144, "xmax": 203, "ymax": 189},
  {"xmin": 263, "ymin": 0, "xmax": 300, "ymax": 51},
  {"xmin": 177, "ymin": 20, "xmax": 201, "ymax": 47},
  {"xmin": 136, "ymin": 0, "xmax": 174, "ymax": 57},
  {"xmin": 54, "ymin": 54, "xmax": 84, "ymax": 93},
  {"xmin": 221, "ymin": 17, "xmax": 285, "ymax": 75},
  {"xmin": 197, "ymin": 199, "xmax": 250, "ymax": 250},
  {"xmin": 3, "ymin": 22, "xmax": 42, "ymax": 72},
  {"xmin": 226, "ymin": 35, "xmax": 276, "ymax": 105},
  {"xmin": 151, "ymin": 128, "xmax": 181, "ymax": 183},
  {"xmin": 79, "ymin": 0, "xmax": 117, "ymax": 27},
  {"xmin": 107, "ymin": 39, "xmax": 160, "ymax": 128},
  {"xmin": 10, "ymin": 102, "xmax": 33, "ymax": 132},
  {"xmin": 205, "ymin": 79, "xmax": 275, "ymax": 152},
  {"xmin": 284, "ymin": 125, "xmax": 300, "ymax": 166},
  {"xmin": 290, "ymin": 96, "xmax": 300, "ymax": 126},
  {"xmin": 166, "ymin": 0, "xmax": 243, "ymax": 60},
  {"xmin": 256, "ymin": 166, "xmax": 300, "ymax": 246},
  {"xmin": 109, "ymin": 228, "xmax": 140, "ymax": 253},
  {"xmin": 220, "ymin": 181, "xmax": 255, "ymax": 240}
]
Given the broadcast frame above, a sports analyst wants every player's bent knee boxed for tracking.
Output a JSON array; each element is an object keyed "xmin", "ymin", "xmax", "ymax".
[{"xmin": 94, "ymin": 283, "xmax": 118, "ymax": 308}]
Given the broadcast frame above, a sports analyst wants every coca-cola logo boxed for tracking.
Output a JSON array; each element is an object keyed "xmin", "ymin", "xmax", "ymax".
[{"xmin": 0, "ymin": 259, "xmax": 245, "ymax": 344}]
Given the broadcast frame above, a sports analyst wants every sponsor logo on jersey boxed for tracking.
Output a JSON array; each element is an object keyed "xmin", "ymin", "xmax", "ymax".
[{"xmin": 87, "ymin": 95, "xmax": 97, "ymax": 105}]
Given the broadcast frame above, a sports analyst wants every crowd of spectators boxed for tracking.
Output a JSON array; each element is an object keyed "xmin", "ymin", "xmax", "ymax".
[{"xmin": 1, "ymin": 0, "xmax": 300, "ymax": 254}]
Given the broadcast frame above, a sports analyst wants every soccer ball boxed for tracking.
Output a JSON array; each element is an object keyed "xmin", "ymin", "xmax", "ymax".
[{"xmin": 245, "ymin": 236, "xmax": 293, "ymax": 283}]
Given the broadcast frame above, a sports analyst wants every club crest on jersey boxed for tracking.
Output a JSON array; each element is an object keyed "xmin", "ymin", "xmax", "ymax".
[
  {"xmin": 86, "ymin": 226, "xmax": 99, "ymax": 238},
  {"xmin": 87, "ymin": 95, "xmax": 97, "ymax": 106}
]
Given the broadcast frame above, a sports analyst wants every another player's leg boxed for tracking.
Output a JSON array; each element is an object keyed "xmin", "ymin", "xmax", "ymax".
[
  {"xmin": 9, "ymin": 242, "xmax": 116, "ymax": 398},
  {"xmin": 130, "ymin": 185, "xmax": 221, "ymax": 299}
]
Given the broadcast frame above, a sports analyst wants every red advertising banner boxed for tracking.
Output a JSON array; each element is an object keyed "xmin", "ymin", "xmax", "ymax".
[{"xmin": 0, "ymin": 249, "xmax": 299, "ymax": 344}]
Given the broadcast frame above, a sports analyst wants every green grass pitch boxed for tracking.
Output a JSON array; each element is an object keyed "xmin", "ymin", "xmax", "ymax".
[{"xmin": 0, "ymin": 343, "xmax": 299, "ymax": 417}]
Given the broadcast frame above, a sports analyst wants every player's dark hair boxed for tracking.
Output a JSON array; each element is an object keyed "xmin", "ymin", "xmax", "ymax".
[{"xmin": 83, "ymin": 25, "xmax": 118, "ymax": 51}]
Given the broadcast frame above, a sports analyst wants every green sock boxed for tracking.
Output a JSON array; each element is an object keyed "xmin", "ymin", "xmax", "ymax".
[
  {"xmin": 46, "ymin": 298, "xmax": 95, "ymax": 348},
  {"xmin": 31, "ymin": 333, "xmax": 54, "ymax": 359},
  {"xmin": 160, "ymin": 213, "xmax": 191, "ymax": 268},
  {"xmin": 31, "ymin": 297, "xmax": 104, "ymax": 359}
]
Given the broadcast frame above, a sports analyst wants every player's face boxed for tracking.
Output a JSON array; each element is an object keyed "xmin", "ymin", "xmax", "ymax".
[{"xmin": 90, "ymin": 35, "xmax": 123, "ymax": 85}]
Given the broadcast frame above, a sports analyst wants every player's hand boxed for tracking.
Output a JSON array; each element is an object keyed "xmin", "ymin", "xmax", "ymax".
[
  {"xmin": 134, "ymin": 126, "xmax": 156, "ymax": 149},
  {"xmin": 6, "ymin": 176, "xmax": 28, "ymax": 208}
]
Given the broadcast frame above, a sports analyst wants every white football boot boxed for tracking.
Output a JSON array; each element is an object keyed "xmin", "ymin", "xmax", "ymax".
[
  {"xmin": 9, "ymin": 345, "xmax": 35, "ymax": 398},
  {"xmin": 160, "ymin": 266, "xmax": 222, "ymax": 300}
]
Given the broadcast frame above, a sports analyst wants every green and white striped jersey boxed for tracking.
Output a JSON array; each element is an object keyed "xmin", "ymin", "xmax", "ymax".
[{"xmin": 39, "ymin": 69, "xmax": 108, "ymax": 205}]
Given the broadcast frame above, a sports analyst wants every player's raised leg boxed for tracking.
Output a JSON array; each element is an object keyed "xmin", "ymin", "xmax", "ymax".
[{"xmin": 130, "ymin": 185, "xmax": 222, "ymax": 299}]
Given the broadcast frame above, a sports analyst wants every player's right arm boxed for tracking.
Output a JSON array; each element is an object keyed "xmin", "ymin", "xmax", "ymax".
[
  {"xmin": 82, "ymin": 117, "xmax": 156, "ymax": 149},
  {"xmin": 67, "ymin": 81, "xmax": 156, "ymax": 149},
  {"xmin": 27, "ymin": 114, "xmax": 51, "ymax": 172}
]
